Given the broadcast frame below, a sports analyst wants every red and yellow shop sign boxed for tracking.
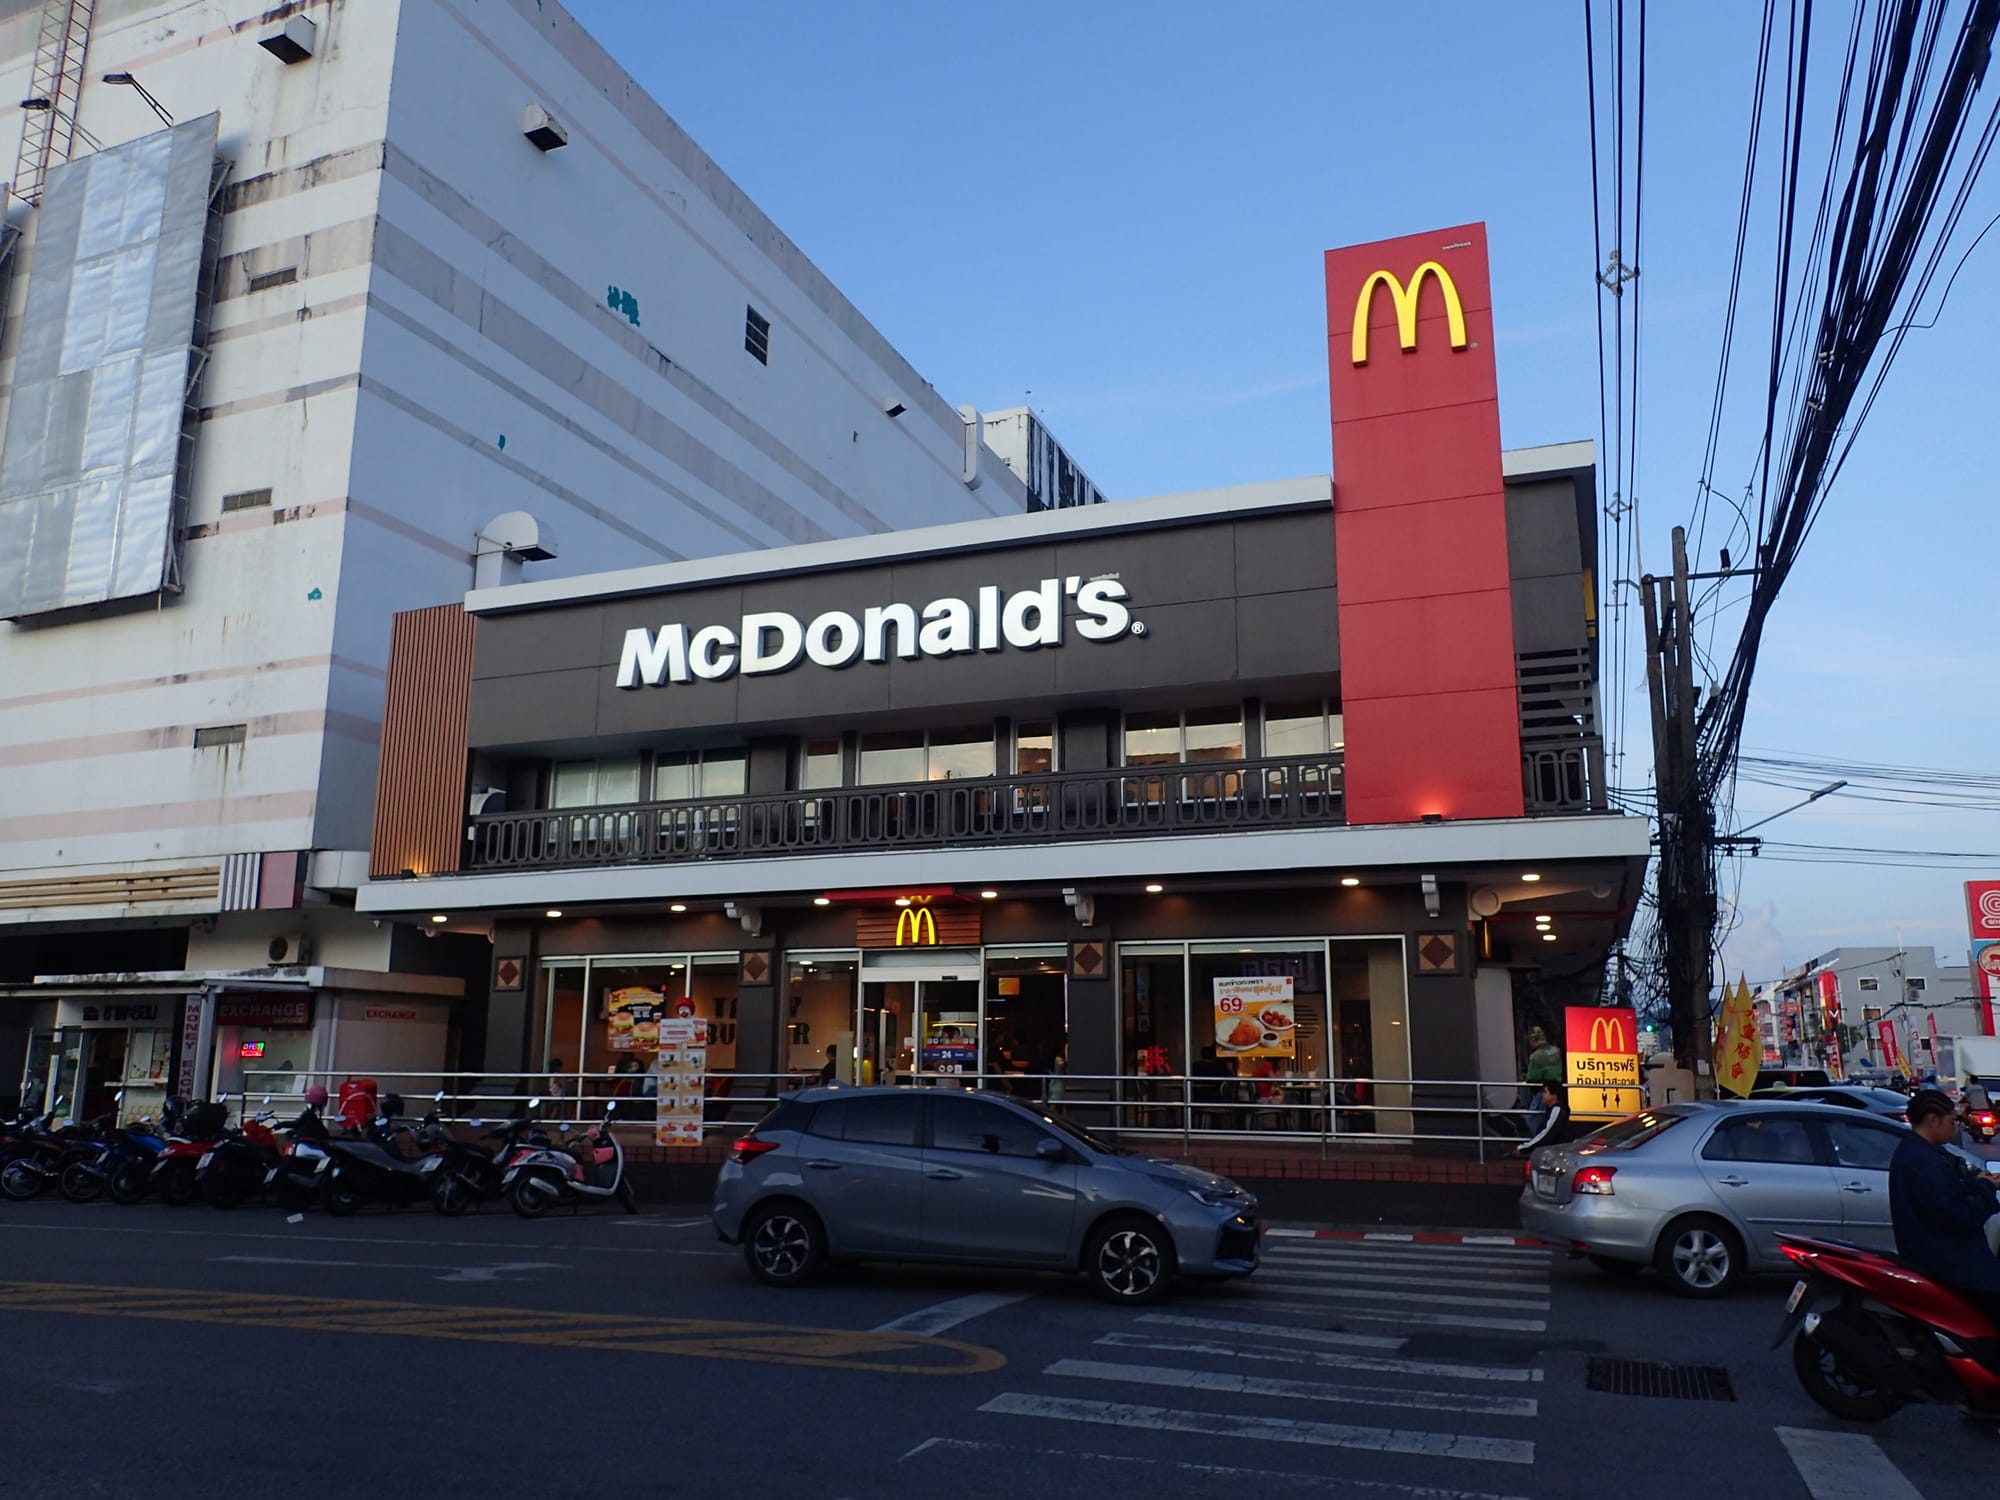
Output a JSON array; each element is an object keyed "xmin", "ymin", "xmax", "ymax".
[
  {"xmin": 1350, "ymin": 262, "xmax": 1468, "ymax": 365},
  {"xmin": 854, "ymin": 901, "xmax": 982, "ymax": 949}
]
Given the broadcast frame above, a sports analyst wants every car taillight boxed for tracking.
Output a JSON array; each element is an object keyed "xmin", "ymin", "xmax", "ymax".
[
  {"xmin": 730, "ymin": 1137, "xmax": 780, "ymax": 1165},
  {"xmin": 1574, "ymin": 1165, "xmax": 1617, "ymax": 1195}
]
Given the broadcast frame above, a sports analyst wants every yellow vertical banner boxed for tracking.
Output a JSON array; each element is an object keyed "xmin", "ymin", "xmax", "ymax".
[{"xmin": 1717, "ymin": 978, "xmax": 1761, "ymax": 1097}]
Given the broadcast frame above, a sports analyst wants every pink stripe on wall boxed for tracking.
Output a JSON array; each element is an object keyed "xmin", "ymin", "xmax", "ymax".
[
  {"xmin": 0, "ymin": 791, "xmax": 320, "ymax": 845},
  {"xmin": 0, "ymin": 709, "xmax": 380, "ymax": 769}
]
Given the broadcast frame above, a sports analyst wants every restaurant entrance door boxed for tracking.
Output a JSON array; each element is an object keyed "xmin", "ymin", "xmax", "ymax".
[{"xmin": 857, "ymin": 951, "xmax": 981, "ymax": 1086}]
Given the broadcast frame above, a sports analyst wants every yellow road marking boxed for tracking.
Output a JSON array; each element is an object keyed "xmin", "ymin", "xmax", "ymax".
[{"xmin": 0, "ymin": 1281, "xmax": 1005, "ymax": 1375}]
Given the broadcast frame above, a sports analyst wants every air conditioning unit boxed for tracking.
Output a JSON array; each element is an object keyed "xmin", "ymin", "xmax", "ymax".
[
  {"xmin": 469, "ymin": 787, "xmax": 507, "ymax": 817},
  {"xmin": 268, "ymin": 934, "xmax": 316, "ymax": 966}
]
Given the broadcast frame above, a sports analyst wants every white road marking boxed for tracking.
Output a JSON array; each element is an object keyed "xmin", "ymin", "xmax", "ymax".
[
  {"xmin": 1263, "ymin": 1240, "xmax": 1551, "ymax": 1265},
  {"xmin": 1776, "ymin": 1426, "xmax": 1927, "ymax": 1500},
  {"xmin": 978, "ymin": 1392, "xmax": 1535, "ymax": 1466},
  {"xmin": 1255, "ymin": 1267, "xmax": 1549, "ymax": 1292},
  {"xmin": 1218, "ymin": 1300, "xmax": 1548, "ymax": 1333},
  {"xmin": 612, "ymin": 1216, "xmax": 713, "ymax": 1228},
  {"xmin": 1046, "ymin": 1357, "xmax": 1537, "ymax": 1417},
  {"xmin": 899, "ymin": 1436, "xmax": 1534, "ymax": 1499},
  {"xmin": 216, "ymin": 1254, "xmax": 566, "ymax": 1283},
  {"xmin": 0, "ymin": 1219, "xmax": 727, "ymax": 1256},
  {"xmin": 1137, "ymin": 1312, "xmax": 1406, "ymax": 1351},
  {"xmin": 870, "ymin": 1291, "xmax": 1031, "ymax": 1336},
  {"xmin": 1235, "ymin": 1282, "xmax": 1550, "ymax": 1311},
  {"xmin": 1098, "ymin": 1331, "xmax": 1544, "ymax": 1385}
]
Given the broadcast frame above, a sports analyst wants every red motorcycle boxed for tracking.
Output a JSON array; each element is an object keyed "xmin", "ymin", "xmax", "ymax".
[{"xmin": 1774, "ymin": 1232, "xmax": 2000, "ymax": 1421}]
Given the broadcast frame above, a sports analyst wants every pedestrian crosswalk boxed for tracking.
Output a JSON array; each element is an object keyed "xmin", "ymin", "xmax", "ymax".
[{"xmin": 904, "ymin": 1231, "xmax": 1557, "ymax": 1496}]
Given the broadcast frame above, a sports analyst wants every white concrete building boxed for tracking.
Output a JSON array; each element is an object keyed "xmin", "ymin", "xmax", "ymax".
[{"xmin": 0, "ymin": 0, "xmax": 1032, "ymax": 1114}]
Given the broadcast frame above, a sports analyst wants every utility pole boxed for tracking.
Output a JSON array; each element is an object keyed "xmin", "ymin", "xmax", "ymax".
[{"xmin": 1642, "ymin": 525, "xmax": 1717, "ymax": 1090}]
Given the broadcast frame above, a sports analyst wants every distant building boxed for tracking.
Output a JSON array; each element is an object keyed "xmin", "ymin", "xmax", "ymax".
[
  {"xmin": 977, "ymin": 408, "xmax": 1107, "ymax": 512},
  {"xmin": 1770, "ymin": 947, "xmax": 1979, "ymax": 1078}
]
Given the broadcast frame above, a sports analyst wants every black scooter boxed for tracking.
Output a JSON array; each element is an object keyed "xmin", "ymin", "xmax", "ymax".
[{"xmin": 318, "ymin": 1114, "xmax": 445, "ymax": 1215}]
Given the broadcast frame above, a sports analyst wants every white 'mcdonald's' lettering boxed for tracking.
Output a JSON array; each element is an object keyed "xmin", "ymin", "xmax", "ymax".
[{"xmin": 615, "ymin": 576, "xmax": 1142, "ymax": 689}]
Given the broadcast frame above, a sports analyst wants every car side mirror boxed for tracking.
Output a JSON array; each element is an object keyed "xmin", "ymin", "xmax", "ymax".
[{"xmin": 1035, "ymin": 1137, "xmax": 1066, "ymax": 1161}]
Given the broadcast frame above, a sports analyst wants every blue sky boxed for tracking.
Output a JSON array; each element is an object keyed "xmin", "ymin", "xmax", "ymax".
[{"xmin": 570, "ymin": 1, "xmax": 2000, "ymax": 978}]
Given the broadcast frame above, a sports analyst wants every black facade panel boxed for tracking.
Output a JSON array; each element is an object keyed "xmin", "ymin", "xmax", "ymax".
[
  {"xmin": 1231, "ymin": 511, "xmax": 1338, "ymax": 598},
  {"xmin": 1505, "ymin": 481, "xmax": 1584, "ymax": 579},
  {"xmin": 1511, "ymin": 573, "xmax": 1589, "ymax": 654},
  {"xmin": 1236, "ymin": 589, "xmax": 1340, "ymax": 681}
]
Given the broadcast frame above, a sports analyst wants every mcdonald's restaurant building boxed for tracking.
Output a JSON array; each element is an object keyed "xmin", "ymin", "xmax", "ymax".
[{"xmin": 355, "ymin": 224, "xmax": 1651, "ymax": 1137}]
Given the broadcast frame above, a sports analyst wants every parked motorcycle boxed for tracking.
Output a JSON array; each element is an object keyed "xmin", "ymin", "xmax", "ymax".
[
  {"xmin": 146, "ymin": 1097, "xmax": 232, "ymax": 1207},
  {"xmin": 502, "ymin": 1106, "xmax": 636, "ymax": 1219},
  {"xmin": 1774, "ymin": 1231, "xmax": 2000, "ymax": 1421},
  {"xmin": 318, "ymin": 1113, "xmax": 447, "ymax": 1215},
  {"xmin": 197, "ymin": 1111, "xmax": 287, "ymax": 1209},
  {"xmin": 0, "ymin": 1099, "xmax": 81, "ymax": 1201},
  {"xmin": 428, "ymin": 1096, "xmax": 553, "ymax": 1216}
]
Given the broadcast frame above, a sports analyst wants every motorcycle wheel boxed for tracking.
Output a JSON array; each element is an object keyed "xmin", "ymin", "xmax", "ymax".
[
  {"xmin": 616, "ymin": 1178, "xmax": 638, "ymax": 1215},
  {"xmin": 107, "ymin": 1160, "xmax": 152, "ymax": 1205},
  {"xmin": 431, "ymin": 1173, "xmax": 475, "ymax": 1217},
  {"xmin": 320, "ymin": 1177, "xmax": 363, "ymax": 1217},
  {"xmin": 59, "ymin": 1161, "xmax": 104, "ymax": 1204},
  {"xmin": 203, "ymin": 1173, "xmax": 248, "ymax": 1210},
  {"xmin": 1792, "ymin": 1328, "xmax": 1904, "ymax": 1422},
  {"xmin": 156, "ymin": 1164, "xmax": 198, "ymax": 1207},
  {"xmin": 1, "ymin": 1160, "xmax": 46, "ymax": 1201},
  {"xmin": 509, "ymin": 1176, "xmax": 554, "ymax": 1220}
]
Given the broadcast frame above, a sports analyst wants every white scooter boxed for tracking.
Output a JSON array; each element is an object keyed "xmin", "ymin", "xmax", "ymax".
[{"xmin": 501, "ymin": 1104, "xmax": 636, "ymax": 1218}]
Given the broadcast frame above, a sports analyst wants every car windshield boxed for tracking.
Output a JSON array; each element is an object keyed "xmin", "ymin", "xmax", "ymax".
[
  {"xmin": 1578, "ymin": 1112, "xmax": 1687, "ymax": 1152},
  {"xmin": 1039, "ymin": 1109, "xmax": 1122, "ymax": 1156}
]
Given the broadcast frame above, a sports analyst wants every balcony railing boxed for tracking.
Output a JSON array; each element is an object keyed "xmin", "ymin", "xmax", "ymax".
[{"xmin": 464, "ymin": 754, "xmax": 1347, "ymax": 871}]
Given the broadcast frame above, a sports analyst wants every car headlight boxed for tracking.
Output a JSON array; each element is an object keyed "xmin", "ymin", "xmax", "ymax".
[{"xmin": 1186, "ymin": 1186, "xmax": 1238, "ymax": 1208}]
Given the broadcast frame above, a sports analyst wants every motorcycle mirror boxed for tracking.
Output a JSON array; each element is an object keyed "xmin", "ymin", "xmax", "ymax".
[
  {"xmin": 375, "ymin": 1116, "xmax": 389, "ymax": 1127},
  {"xmin": 434, "ymin": 1089, "xmax": 446, "ymax": 1102},
  {"xmin": 114, "ymin": 1090, "xmax": 124, "ymax": 1102},
  {"xmin": 469, "ymin": 1117, "xmax": 485, "ymax": 1127},
  {"xmin": 263, "ymin": 1095, "xmax": 273, "ymax": 1105},
  {"xmin": 528, "ymin": 1097, "xmax": 543, "ymax": 1109},
  {"xmin": 140, "ymin": 1115, "xmax": 152, "ymax": 1123}
]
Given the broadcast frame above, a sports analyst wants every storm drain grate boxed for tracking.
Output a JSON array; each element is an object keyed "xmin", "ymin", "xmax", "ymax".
[{"xmin": 1586, "ymin": 1357, "xmax": 1736, "ymax": 1401}]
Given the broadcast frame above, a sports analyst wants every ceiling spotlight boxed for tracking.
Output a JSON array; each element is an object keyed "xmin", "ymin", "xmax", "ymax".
[
  {"xmin": 1144, "ymin": 883, "xmax": 1164, "ymax": 894},
  {"xmin": 545, "ymin": 909, "xmax": 562, "ymax": 919},
  {"xmin": 1534, "ymin": 916, "xmax": 1552, "ymax": 927},
  {"xmin": 669, "ymin": 902, "xmax": 687, "ymax": 913},
  {"xmin": 979, "ymin": 890, "xmax": 999, "ymax": 900},
  {"xmin": 1542, "ymin": 932, "xmax": 1558, "ymax": 942},
  {"xmin": 813, "ymin": 897, "xmax": 831, "ymax": 907},
  {"xmin": 894, "ymin": 897, "xmax": 912, "ymax": 907},
  {"xmin": 1522, "ymin": 872, "xmax": 1543, "ymax": 883},
  {"xmin": 430, "ymin": 914, "xmax": 447, "ymax": 924},
  {"xmin": 1340, "ymin": 877, "xmax": 1361, "ymax": 888}
]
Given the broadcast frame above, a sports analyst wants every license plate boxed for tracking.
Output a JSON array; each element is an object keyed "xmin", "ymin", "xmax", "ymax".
[
  {"xmin": 1786, "ymin": 1279, "xmax": 1808, "ymax": 1315},
  {"xmin": 1533, "ymin": 1170, "xmax": 1557, "ymax": 1199}
]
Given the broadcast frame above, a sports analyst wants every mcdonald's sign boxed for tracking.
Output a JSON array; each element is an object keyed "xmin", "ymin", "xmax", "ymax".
[
  {"xmin": 1350, "ymin": 262, "xmax": 1468, "ymax": 365},
  {"xmin": 1565, "ymin": 1006, "xmax": 1637, "ymax": 1058},
  {"xmin": 854, "ymin": 903, "xmax": 982, "ymax": 949}
]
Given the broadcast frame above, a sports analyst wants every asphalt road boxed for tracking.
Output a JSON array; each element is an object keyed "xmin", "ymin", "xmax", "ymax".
[{"xmin": 0, "ymin": 1195, "xmax": 1991, "ymax": 1500}]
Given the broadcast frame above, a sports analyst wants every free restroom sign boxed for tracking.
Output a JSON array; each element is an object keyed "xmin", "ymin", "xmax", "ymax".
[{"xmin": 1565, "ymin": 1006, "xmax": 1640, "ymax": 1119}]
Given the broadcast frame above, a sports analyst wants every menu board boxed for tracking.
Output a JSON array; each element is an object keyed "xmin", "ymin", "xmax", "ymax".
[
  {"xmin": 653, "ymin": 1014, "xmax": 706, "ymax": 1147},
  {"xmin": 607, "ymin": 986, "xmax": 662, "ymax": 1052},
  {"xmin": 1212, "ymin": 976, "xmax": 1296, "ymax": 1060}
]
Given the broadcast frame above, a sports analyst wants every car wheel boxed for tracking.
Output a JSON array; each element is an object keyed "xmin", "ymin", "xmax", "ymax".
[
  {"xmin": 743, "ymin": 1203, "xmax": 825, "ymax": 1287},
  {"xmin": 1792, "ymin": 1328, "xmax": 1904, "ymax": 1421},
  {"xmin": 1085, "ymin": 1215, "xmax": 1177, "ymax": 1305},
  {"xmin": 1587, "ymin": 1254, "xmax": 1644, "ymax": 1278},
  {"xmin": 1653, "ymin": 1215, "xmax": 1743, "ymax": 1297}
]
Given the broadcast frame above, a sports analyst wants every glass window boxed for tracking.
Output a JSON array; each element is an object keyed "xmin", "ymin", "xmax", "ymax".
[
  {"xmin": 928, "ymin": 725, "xmax": 995, "ymax": 781},
  {"xmin": 701, "ymin": 751, "xmax": 747, "ymax": 799},
  {"xmin": 1826, "ymin": 1120, "xmax": 1902, "ymax": 1171},
  {"xmin": 1015, "ymin": 722, "xmax": 1054, "ymax": 775},
  {"xmin": 1185, "ymin": 707, "xmax": 1243, "ymax": 763},
  {"xmin": 595, "ymin": 755, "xmax": 641, "ymax": 805},
  {"xmin": 552, "ymin": 761, "xmax": 596, "ymax": 809},
  {"xmin": 830, "ymin": 1092, "xmax": 921, "ymax": 1147},
  {"xmin": 653, "ymin": 753, "xmax": 694, "ymax": 803},
  {"xmin": 553, "ymin": 757, "xmax": 641, "ymax": 808},
  {"xmin": 802, "ymin": 739, "xmax": 842, "ymax": 790},
  {"xmin": 859, "ymin": 730, "xmax": 924, "ymax": 785},
  {"xmin": 1702, "ymin": 1115, "xmax": 1818, "ymax": 1165},
  {"xmin": 1264, "ymin": 700, "xmax": 1328, "ymax": 757},
  {"xmin": 932, "ymin": 1096, "xmax": 1053, "ymax": 1157},
  {"xmin": 1123, "ymin": 710, "xmax": 1181, "ymax": 767}
]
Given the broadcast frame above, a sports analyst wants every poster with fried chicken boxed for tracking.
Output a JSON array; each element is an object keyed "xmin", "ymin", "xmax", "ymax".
[{"xmin": 1212, "ymin": 976, "xmax": 1296, "ymax": 1060}]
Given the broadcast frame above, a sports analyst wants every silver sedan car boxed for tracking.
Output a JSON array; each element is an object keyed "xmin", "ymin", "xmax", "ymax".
[
  {"xmin": 1520, "ymin": 1100, "xmax": 1920, "ymax": 1296},
  {"xmin": 712, "ymin": 1086, "xmax": 1260, "ymax": 1303}
]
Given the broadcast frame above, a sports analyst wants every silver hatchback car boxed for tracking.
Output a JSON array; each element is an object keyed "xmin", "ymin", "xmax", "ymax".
[
  {"xmin": 712, "ymin": 1086, "xmax": 1260, "ymax": 1303},
  {"xmin": 1520, "ymin": 1100, "xmax": 1918, "ymax": 1296}
]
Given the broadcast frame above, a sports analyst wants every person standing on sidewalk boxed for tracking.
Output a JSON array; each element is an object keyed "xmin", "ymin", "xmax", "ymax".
[{"xmin": 1523, "ymin": 1027, "xmax": 1564, "ymax": 1131}]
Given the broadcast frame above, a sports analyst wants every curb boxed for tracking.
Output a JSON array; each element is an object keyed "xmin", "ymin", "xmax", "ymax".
[{"xmin": 1265, "ymin": 1227, "xmax": 1545, "ymax": 1248}]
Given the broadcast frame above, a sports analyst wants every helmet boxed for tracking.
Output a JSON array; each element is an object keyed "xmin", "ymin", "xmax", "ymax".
[{"xmin": 304, "ymin": 1084, "xmax": 328, "ymax": 1109}]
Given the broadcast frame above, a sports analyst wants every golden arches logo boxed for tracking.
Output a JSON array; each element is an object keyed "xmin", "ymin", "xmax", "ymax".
[
  {"xmin": 1351, "ymin": 262, "xmax": 1468, "ymax": 365},
  {"xmin": 1588, "ymin": 1014, "xmax": 1629, "ymax": 1053},
  {"xmin": 894, "ymin": 905, "xmax": 939, "ymax": 947}
]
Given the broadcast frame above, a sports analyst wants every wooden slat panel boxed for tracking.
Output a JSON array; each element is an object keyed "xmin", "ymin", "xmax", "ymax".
[
  {"xmin": 369, "ymin": 603, "xmax": 476, "ymax": 879},
  {"xmin": 854, "ymin": 906, "xmax": 982, "ymax": 949}
]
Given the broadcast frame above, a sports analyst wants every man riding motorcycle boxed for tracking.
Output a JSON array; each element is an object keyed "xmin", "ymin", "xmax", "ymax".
[{"xmin": 1890, "ymin": 1088, "xmax": 2000, "ymax": 1325}]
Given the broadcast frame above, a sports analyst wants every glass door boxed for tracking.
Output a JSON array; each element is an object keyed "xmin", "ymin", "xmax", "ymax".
[{"xmin": 915, "ymin": 980, "xmax": 981, "ymax": 1085}]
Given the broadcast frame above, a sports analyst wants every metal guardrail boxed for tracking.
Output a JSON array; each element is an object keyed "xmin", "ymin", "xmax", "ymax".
[
  {"xmin": 463, "ymin": 754, "xmax": 1348, "ymax": 871},
  {"xmin": 240, "ymin": 1067, "xmax": 1542, "ymax": 1161}
]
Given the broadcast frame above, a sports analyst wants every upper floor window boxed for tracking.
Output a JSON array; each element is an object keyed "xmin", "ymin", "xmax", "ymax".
[
  {"xmin": 858, "ymin": 725, "xmax": 996, "ymax": 785},
  {"xmin": 1123, "ymin": 707, "xmax": 1243, "ymax": 767},
  {"xmin": 1264, "ymin": 698, "xmax": 1345, "ymax": 758},
  {"xmin": 654, "ymin": 748, "xmax": 746, "ymax": 802},
  {"xmin": 1858, "ymin": 977, "xmax": 1879, "ymax": 992},
  {"xmin": 552, "ymin": 755, "xmax": 642, "ymax": 809},
  {"xmin": 1014, "ymin": 721, "xmax": 1055, "ymax": 776},
  {"xmin": 1908, "ymin": 977, "xmax": 1927, "ymax": 992},
  {"xmin": 801, "ymin": 738, "xmax": 842, "ymax": 790}
]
